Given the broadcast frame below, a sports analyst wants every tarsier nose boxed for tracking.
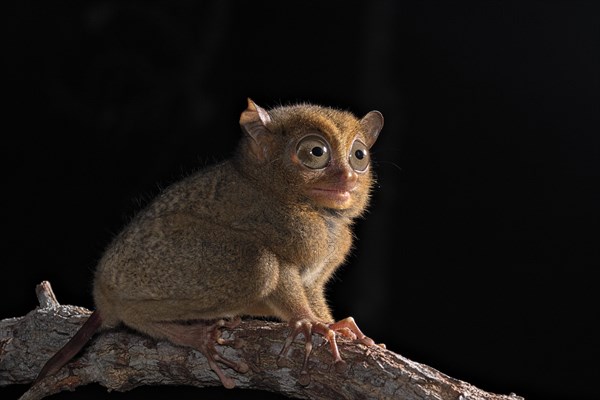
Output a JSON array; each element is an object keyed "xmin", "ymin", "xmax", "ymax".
[{"xmin": 336, "ymin": 167, "xmax": 358, "ymax": 191}]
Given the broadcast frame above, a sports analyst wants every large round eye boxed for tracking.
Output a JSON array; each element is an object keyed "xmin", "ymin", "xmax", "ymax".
[
  {"xmin": 349, "ymin": 139, "xmax": 370, "ymax": 172},
  {"xmin": 296, "ymin": 135, "xmax": 331, "ymax": 169}
]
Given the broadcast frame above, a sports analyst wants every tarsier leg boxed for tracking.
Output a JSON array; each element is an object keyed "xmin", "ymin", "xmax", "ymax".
[{"xmin": 152, "ymin": 318, "xmax": 248, "ymax": 389}]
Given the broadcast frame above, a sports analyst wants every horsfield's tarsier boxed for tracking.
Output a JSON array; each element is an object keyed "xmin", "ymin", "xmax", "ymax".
[{"xmin": 35, "ymin": 99, "xmax": 384, "ymax": 388}]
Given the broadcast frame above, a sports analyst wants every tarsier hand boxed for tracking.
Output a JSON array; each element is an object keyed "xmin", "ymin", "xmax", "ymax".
[{"xmin": 278, "ymin": 317, "xmax": 376, "ymax": 384}]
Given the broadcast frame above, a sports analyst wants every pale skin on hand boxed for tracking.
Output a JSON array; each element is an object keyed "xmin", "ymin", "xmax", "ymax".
[{"xmin": 34, "ymin": 98, "xmax": 384, "ymax": 389}]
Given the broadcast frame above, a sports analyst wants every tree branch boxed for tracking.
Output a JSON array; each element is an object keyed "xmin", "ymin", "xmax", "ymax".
[{"xmin": 0, "ymin": 282, "xmax": 524, "ymax": 400}]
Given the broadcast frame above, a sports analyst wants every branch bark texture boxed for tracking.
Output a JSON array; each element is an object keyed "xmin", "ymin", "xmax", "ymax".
[{"xmin": 0, "ymin": 282, "xmax": 524, "ymax": 400}]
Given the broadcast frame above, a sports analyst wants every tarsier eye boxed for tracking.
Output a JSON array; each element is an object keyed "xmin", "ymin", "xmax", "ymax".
[
  {"xmin": 349, "ymin": 139, "xmax": 370, "ymax": 172},
  {"xmin": 296, "ymin": 135, "xmax": 331, "ymax": 169}
]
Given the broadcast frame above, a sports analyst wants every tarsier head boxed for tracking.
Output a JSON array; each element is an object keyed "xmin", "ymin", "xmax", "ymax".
[{"xmin": 238, "ymin": 98, "xmax": 383, "ymax": 216}]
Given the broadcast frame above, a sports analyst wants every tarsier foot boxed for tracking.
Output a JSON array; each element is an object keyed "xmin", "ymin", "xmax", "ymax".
[
  {"xmin": 153, "ymin": 317, "xmax": 248, "ymax": 389},
  {"xmin": 278, "ymin": 316, "xmax": 375, "ymax": 385}
]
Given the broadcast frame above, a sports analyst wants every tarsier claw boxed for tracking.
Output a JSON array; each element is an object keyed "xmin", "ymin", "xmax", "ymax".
[{"xmin": 278, "ymin": 316, "xmax": 375, "ymax": 383}]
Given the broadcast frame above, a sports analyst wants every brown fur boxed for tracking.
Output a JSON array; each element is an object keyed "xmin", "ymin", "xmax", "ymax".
[{"xmin": 36, "ymin": 99, "xmax": 383, "ymax": 387}]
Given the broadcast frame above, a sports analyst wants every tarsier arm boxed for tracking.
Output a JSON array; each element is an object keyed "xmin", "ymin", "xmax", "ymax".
[
  {"xmin": 266, "ymin": 265, "xmax": 319, "ymax": 322},
  {"xmin": 304, "ymin": 284, "xmax": 334, "ymax": 323}
]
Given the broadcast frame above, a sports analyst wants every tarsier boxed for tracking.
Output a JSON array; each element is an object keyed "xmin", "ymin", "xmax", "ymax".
[{"xmin": 35, "ymin": 99, "xmax": 384, "ymax": 389}]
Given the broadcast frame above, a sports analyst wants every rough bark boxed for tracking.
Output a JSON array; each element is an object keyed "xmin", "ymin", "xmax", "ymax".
[{"xmin": 0, "ymin": 282, "xmax": 524, "ymax": 400}]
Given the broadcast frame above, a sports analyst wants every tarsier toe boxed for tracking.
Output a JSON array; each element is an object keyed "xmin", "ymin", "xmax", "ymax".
[
  {"xmin": 358, "ymin": 336, "xmax": 375, "ymax": 346},
  {"xmin": 206, "ymin": 356, "xmax": 237, "ymax": 389},
  {"xmin": 329, "ymin": 316, "xmax": 375, "ymax": 348},
  {"xmin": 334, "ymin": 326, "xmax": 357, "ymax": 340},
  {"xmin": 236, "ymin": 360, "xmax": 250, "ymax": 374},
  {"xmin": 334, "ymin": 359, "xmax": 349, "ymax": 373},
  {"xmin": 298, "ymin": 371, "xmax": 312, "ymax": 386},
  {"xmin": 277, "ymin": 355, "xmax": 293, "ymax": 368},
  {"xmin": 205, "ymin": 347, "xmax": 250, "ymax": 388}
]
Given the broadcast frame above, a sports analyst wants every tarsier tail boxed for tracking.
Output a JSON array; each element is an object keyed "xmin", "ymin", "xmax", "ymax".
[{"xmin": 34, "ymin": 310, "xmax": 103, "ymax": 384}]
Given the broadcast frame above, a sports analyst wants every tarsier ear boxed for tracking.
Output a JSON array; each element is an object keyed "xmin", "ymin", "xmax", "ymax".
[
  {"xmin": 359, "ymin": 111, "xmax": 384, "ymax": 149},
  {"xmin": 239, "ymin": 98, "xmax": 274, "ymax": 162}
]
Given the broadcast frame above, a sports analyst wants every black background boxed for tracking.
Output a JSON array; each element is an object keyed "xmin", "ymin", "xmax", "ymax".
[{"xmin": 3, "ymin": 1, "xmax": 599, "ymax": 399}]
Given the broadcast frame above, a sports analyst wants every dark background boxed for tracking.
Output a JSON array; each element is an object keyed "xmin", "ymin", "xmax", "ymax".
[{"xmin": 3, "ymin": 1, "xmax": 599, "ymax": 399}]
